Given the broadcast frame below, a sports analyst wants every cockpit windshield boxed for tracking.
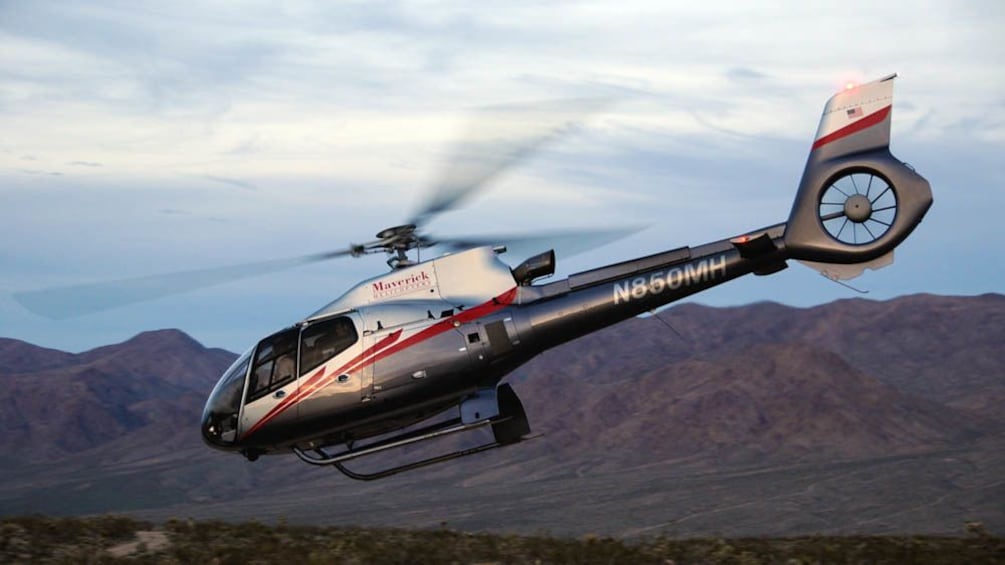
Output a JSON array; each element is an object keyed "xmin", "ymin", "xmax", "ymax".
[
  {"xmin": 247, "ymin": 328, "xmax": 299, "ymax": 403},
  {"xmin": 201, "ymin": 317, "xmax": 361, "ymax": 450},
  {"xmin": 201, "ymin": 347, "xmax": 252, "ymax": 447}
]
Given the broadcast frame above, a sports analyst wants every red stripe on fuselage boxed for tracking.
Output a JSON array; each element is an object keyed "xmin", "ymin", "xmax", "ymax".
[
  {"xmin": 811, "ymin": 105, "xmax": 891, "ymax": 151},
  {"xmin": 239, "ymin": 287, "xmax": 518, "ymax": 441},
  {"xmin": 358, "ymin": 286, "xmax": 518, "ymax": 370}
]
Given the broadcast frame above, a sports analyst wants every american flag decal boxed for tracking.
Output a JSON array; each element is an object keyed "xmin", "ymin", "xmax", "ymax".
[{"xmin": 847, "ymin": 107, "xmax": 864, "ymax": 119}]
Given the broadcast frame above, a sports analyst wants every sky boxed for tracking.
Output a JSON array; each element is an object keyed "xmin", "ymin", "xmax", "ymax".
[{"xmin": 1, "ymin": 1, "xmax": 1003, "ymax": 354}]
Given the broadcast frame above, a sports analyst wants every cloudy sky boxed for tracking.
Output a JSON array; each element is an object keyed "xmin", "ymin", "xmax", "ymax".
[{"xmin": 1, "ymin": 1, "xmax": 1002, "ymax": 353}]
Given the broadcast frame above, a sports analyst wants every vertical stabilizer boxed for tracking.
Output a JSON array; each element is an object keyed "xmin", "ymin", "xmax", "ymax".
[{"xmin": 784, "ymin": 74, "xmax": 933, "ymax": 265}]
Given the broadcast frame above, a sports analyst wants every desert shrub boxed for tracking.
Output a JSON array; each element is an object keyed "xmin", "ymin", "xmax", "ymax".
[
  {"xmin": 2, "ymin": 516, "xmax": 1002, "ymax": 564},
  {"xmin": 0, "ymin": 515, "xmax": 148, "ymax": 563}
]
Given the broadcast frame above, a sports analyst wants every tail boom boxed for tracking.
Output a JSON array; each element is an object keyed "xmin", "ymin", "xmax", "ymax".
[{"xmin": 493, "ymin": 75, "xmax": 933, "ymax": 365}]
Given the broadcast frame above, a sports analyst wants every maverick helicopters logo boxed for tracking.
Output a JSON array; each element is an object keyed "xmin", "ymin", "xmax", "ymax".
[{"xmin": 372, "ymin": 270, "xmax": 435, "ymax": 299}]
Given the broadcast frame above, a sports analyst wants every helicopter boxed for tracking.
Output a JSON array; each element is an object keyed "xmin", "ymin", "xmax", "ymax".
[{"xmin": 15, "ymin": 74, "xmax": 932, "ymax": 480}]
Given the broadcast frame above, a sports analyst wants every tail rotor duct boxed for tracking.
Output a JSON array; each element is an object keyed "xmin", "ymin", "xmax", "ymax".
[{"xmin": 818, "ymin": 170, "xmax": 899, "ymax": 246}]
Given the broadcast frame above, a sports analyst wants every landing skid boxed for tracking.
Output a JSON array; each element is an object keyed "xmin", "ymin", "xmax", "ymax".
[
  {"xmin": 292, "ymin": 383, "xmax": 532, "ymax": 480},
  {"xmin": 332, "ymin": 439, "xmax": 506, "ymax": 481}
]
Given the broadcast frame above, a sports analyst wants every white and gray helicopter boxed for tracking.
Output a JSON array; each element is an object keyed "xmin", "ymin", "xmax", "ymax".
[{"xmin": 17, "ymin": 75, "xmax": 932, "ymax": 480}]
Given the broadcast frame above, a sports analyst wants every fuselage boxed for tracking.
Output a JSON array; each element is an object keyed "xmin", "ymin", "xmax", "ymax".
[{"xmin": 201, "ymin": 224, "xmax": 789, "ymax": 457}]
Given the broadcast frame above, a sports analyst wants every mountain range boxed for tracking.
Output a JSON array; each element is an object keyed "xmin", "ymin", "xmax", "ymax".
[{"xmin": 1, "ymin": 293, "xmax": 1002, "ymax": 537}]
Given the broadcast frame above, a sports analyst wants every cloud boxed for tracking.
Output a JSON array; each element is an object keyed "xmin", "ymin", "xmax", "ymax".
[
  {"xmin": 0, "ymin": 1, "xmax": 1002, "ymax": 352},
  {"xmin": 223, "ymin": 137, "xmax": 266, "ymax": 156},
  {"xmin": 725, "ymin": 67, "xmax": 768, "ymax": 82},
  {"xmin": 18, "ymin": 169, "xmax": 63, "ymax": 176},
  {"xmin": 202, "ymin": 175, "xmax": 257, "ymax": 191}
]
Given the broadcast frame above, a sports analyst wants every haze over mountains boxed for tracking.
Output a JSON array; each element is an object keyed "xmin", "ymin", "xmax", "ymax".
[{"xmin": 1, "ymin": 293, "xmax": 1002, "ymax": 537}]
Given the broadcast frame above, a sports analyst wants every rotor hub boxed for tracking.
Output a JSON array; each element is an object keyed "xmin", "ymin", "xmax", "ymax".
[
  {"xmin": 843, "ymin": 194, "xmax": 872, "ymax": 223},
  {"xmin": 375, "ymin": 224, "xmax": 417, "ymax": 241}
]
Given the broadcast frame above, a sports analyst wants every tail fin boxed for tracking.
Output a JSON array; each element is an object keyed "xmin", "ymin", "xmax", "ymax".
[{"xmin": 784, "ymin": 74, "xmax": 933, "ymax": 278}]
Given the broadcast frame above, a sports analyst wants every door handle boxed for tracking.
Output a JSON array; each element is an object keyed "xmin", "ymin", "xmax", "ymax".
[{"xmin": 273, "ymin": 390, "xmax": 286, "ymax": 399}]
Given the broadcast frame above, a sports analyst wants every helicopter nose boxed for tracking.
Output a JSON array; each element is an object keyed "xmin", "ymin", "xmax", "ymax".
[
  {"xmin": 201, "ymin": 410, "xmax": 238, "ymax": 449},
  {"xmin": 199, "ymin": 400, "xmax": 241, "ymax": 448},
  {"xmin": 201, "ymin": 348, "xmax": 253, "ymax": 449}
]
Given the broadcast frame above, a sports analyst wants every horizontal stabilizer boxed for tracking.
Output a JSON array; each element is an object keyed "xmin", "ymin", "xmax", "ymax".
[{"xmin": 799, "ymin": 251, "xmax": 894, "ymax": 281}]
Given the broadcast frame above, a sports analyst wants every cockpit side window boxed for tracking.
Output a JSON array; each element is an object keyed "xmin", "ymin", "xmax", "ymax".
[
  {"xmin": 300, "ymin": 316, "xmax": 359, "ymax": 376},
  {"xmin": 247, "ymin": 328, "xmax": 298, "ymax": 402}
]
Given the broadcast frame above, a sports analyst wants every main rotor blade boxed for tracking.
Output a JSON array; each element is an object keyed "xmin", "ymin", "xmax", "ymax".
[
  {"xmin": 13, "ymin": 248, "xmax": 358, "ymax": 320},
  {"xmin": 431, "ymin": 225, "xmax": 645, "ymax": 263},
  {"xmin": 409, "ymin": 98, "xmax": 612, "ymax": 227}
]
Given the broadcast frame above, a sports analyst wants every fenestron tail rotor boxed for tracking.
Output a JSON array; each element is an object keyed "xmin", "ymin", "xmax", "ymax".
[{"xmin": 818, "ymin": 170, "xmax": 898, "ymax": 246}]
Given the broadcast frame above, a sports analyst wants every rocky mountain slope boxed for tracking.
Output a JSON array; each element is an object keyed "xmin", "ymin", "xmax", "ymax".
[{"xmin": 0, "ymin": 293, "xmax": 1001, "ymax": 536}]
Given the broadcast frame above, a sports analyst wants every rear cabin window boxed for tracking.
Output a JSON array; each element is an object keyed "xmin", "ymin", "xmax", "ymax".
[
  {"xmin": 300, "ymin": 316, "xmax": 358, "ymax": 376},
  {"xmin": 247, "ymin": 328, "xmax": 298, "ymax": 402}
]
